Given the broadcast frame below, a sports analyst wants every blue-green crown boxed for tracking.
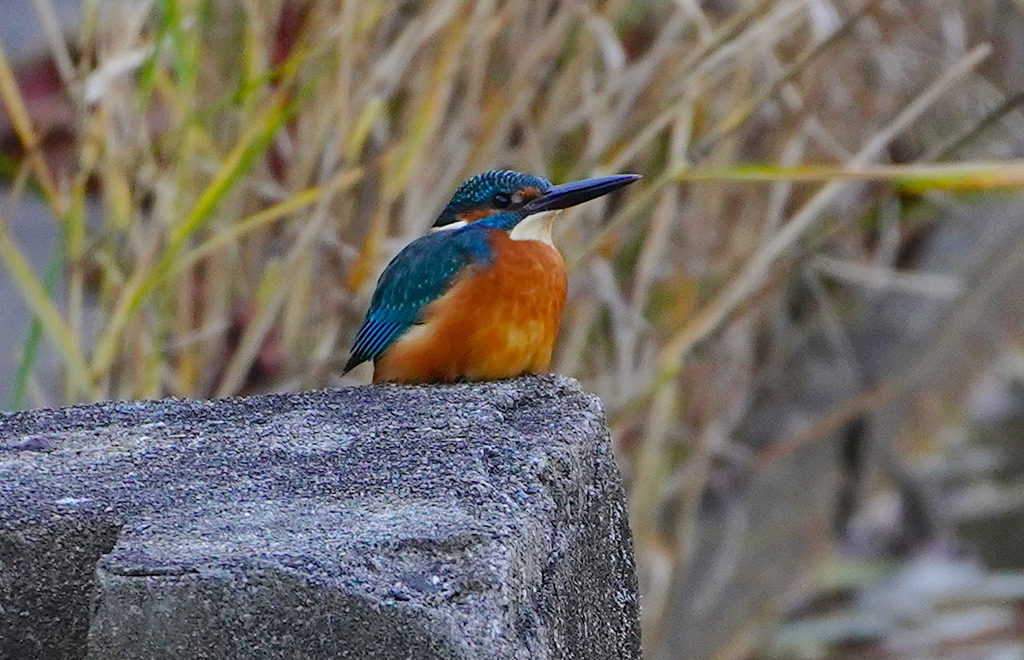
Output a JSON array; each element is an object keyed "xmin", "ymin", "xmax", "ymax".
[{"xmin": 433, "ymin": 170, "xmax": 552, "ymax": 227}]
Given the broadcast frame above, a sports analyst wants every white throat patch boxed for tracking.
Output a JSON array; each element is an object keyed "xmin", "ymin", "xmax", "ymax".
[
  {"xmin": 430, "ymin": 220, "xmax": 468, "ymax": 232},
  {"xmin": 508, "ymin": 211, "xmax": 558, "ymax": 245}
]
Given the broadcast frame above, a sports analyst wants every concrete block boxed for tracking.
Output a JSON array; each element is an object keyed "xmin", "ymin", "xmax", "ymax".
[{"xmin": 0, "ymin": 375, "xmax": 639, "ymax": 660}]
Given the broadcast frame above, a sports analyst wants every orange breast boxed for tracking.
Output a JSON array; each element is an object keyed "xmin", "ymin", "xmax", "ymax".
[{"xmin": 373, "ymin": 231, "xmax": 568, "ymax": 384}]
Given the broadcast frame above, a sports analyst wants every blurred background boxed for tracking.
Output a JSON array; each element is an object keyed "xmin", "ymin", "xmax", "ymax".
[{"xmin": 3, "ymin": 0, "xmax": 1024, "ymax": 658}]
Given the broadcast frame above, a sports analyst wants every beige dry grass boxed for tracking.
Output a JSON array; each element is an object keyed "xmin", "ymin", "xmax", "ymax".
[{"xmin": 3, "ymin": 0, "xmax": 1024, "ymax": 657}]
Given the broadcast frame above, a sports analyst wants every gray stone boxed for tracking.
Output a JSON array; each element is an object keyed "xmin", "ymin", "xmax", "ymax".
[{"xmin": 0, "ymin": 375, "xmax": 640, "ymax": 660}]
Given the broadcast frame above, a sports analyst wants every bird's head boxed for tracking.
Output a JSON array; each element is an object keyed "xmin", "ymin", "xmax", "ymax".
[{"xmin": 432, "ymin": 170, "xmax": 640, "ymax": 236}]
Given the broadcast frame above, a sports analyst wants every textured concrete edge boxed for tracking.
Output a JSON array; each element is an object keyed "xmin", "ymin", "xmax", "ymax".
[
  {"xmin": 1, "ymin": 376, "xmax": 642, "ymax": 660},
  {"xmin": 538, "ymin": 404, "xmax": 641, "ymax": 659}
]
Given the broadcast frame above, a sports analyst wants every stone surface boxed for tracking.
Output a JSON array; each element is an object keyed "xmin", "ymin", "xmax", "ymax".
[{"xmin": 0, "ymin": 375, "xmax": 640, "ymax": 660}]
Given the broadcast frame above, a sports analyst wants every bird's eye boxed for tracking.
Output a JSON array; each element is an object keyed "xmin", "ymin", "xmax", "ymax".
[{"xmin": 492, "ymin": 192, "xmax": 512, "ymax": 208}]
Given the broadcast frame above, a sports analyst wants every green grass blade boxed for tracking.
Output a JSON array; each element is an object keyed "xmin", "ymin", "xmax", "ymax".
[
  {"xmin": 7, "ymin": 235, "xmax": 63, "ymax": 409},
  {"xmin": 0, "ymin": 220, "xmax": 92, "ymax": 398},
  {"xmin": 89, "ymin": 58, "xmax": 312, "ymax": 377},
  {"xmin": 674, "ymin": 161, "xmax": 1024, "ymax": 192}
]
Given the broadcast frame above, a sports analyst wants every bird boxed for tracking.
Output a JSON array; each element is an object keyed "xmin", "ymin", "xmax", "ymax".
[{"xmin": 344, "ymin": 169, "xmax": 641, "ymax": 384}]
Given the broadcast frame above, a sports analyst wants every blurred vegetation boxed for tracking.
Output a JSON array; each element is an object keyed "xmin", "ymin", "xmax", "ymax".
[{"xmin": 3, "ymin": 0, "xmax": 1024, "ymax": 657}]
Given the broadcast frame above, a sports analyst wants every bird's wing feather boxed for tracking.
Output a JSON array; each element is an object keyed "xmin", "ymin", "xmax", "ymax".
[{"xmin": 344, "ymin": 228, "xmax": 490, "ymax": 371}]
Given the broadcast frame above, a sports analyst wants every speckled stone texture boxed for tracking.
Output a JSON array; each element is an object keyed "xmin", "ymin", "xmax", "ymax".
[{"xmin": 0, "ymin": 375, "xmax": 639, "ymax": 660}]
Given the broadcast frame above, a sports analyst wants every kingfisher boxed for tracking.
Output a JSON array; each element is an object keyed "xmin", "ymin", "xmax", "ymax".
[{"xmin": 344, "ymin": 170, "xmax": 640, "ymax": 384}]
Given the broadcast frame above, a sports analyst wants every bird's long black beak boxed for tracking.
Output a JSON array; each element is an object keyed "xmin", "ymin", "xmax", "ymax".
[{"xmin": 525, "ymin": 174, "xmax": 641, "ymax": 213}]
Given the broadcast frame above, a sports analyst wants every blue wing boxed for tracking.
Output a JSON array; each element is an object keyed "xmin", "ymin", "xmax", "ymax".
[{"xmin": 344, "ymin": 227, "xmax": 492, "ymax": 371}]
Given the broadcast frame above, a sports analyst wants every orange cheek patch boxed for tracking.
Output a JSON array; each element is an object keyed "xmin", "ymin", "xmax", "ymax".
[
  {"xmin": 457, "ymin": 208, "xmax": 495, "ymax": 223},
  {"xmin": 513, "ymin": 186, "xmax": 541, "ymax": 205}
]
